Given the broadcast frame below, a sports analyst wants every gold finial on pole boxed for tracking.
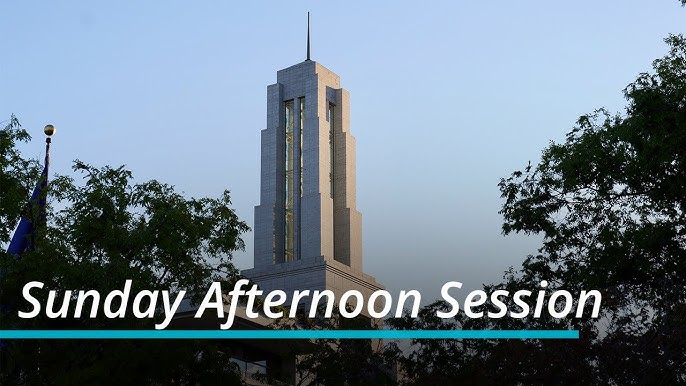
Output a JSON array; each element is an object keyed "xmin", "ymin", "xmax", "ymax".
[
  {"xmin": 44, "ymin": 124, "xmax": 56, "ymax": 137},
  {"xmin": 43, "ymin": 124, "xmax": 54, "ymax": 167}
]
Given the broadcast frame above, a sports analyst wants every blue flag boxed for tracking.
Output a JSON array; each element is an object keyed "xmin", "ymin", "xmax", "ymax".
[
  {"xmin": 6, "ymin": 149, "xmax": 49, "ymax": 256},
  {"xmin": 1, "ymin": 136, "xmax": 51, "ymax": 351}
]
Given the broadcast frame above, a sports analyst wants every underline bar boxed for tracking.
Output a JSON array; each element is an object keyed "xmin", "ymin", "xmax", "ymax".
[{"xmin": 0, "ymin": 329, "xmax": 579, "ymax": 340}]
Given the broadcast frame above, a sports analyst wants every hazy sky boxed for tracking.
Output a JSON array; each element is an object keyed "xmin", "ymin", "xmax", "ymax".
[{"xmin": 2, "ymin": 2, "xmax": 684, "ymax": 300}]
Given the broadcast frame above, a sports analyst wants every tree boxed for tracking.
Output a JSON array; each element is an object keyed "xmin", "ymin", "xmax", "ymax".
[
  {"xmin": 0, "ymin": 117, "xmax": 250, "ymax": 384},
  {"xmin": 388, "ymin": 34, "xmax": 686, "ymax": 384},
  {"xmin": 498, "ymin": 34, "xmax": 686, "ymax": 382},
  {"xmin": 256, "ymin": 306, "xmax": 397, "ymax": 386},
  {"xmin": 385, "ymin": 301, "xmax": 484, "ymax": 385},
  {"xmin": 0, "ymin": 115, "xmax": 41, "ymax": 245},
  {"xmin": 504, "ymin": 33, "xmax": 686, "ymax": 383}
]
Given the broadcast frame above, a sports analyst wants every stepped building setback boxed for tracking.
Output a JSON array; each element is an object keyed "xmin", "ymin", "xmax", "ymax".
[{"xmin": 242, "ymin": 33, "xmax": 383, "ymax": 310}]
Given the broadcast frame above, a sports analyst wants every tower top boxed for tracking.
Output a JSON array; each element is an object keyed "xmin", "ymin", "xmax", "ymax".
[
  {"xmin": 242, "ymin": 35, "xmax": 385, "ymax": 312},
  {"xmin": 306, "ymin": 12, "xmax": 311, "ymax": 61}
]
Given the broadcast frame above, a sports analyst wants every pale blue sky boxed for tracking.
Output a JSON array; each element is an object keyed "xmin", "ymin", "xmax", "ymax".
[{"xmin": 2, "ymin": 1, "xmax": 684, "ymax": 299}]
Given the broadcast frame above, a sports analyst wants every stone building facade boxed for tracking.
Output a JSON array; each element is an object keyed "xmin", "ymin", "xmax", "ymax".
[{"xmin": 242, "ymin": 59, "xmax": 383, "ymax": 309}]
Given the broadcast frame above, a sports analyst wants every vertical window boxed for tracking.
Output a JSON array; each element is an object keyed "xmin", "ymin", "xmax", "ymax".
[
  {"xmin": 299, "ymin": 98, "xmax": 305, "ymax": 197},
  {"xmin": 297, "ymin": 97, "xmax": 305, "ymax": 261},
  {"xmin": 328, "ymin": 103, "xmax": 335, "ymax": 199},
  {"xmin": 284, "ymin": 100, "xmax": 295, "ymax": 262}
]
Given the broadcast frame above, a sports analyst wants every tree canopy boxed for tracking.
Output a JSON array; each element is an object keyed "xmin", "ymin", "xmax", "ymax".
[
  {"xmin": 387, "ymin": 34, "xmax": 686, "ymax": 385},
  {"xmin": 0, "ymin": 118, "xmax": 249, "ymax": 384},
  {"xmin": 498, "ymin": 33, "xmax": 686, "ymax": 384}
]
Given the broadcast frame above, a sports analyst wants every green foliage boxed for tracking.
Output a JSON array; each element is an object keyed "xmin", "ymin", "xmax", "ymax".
[
  {"xmin": 0, "ymin": 134, "xmax": 249, "ymax": 384},
  {"xmin": 388, "ymin": 34, "xmax": 686, "ymax": 385},
  {"xmin": 0, "ymin": 116, "xmax": 41, "ymax": 244},
  {"xmin": 262, "ymin": 306, "xmax": 397, "ymax": 386},
  {"xmin": 385, "ymin": 301, "xmax": 479, "ymax": 385},
  {"xmin": 499, "ymin": 34, "xmax": 686, "ymax": 308},
  {"xmin": 387, "ymin": 281, "xmax": 599, "ymax": 385},
  {"xmin": 295, "ymin": 315, "xmax": 395, "ymax": 386},
  {"xmin": 50, "ymin": 160, "xmax": 248, "ymax": 299},
  {"xmin": 497, "ymin": 33, "xmax": 686, "ymax": 383}
]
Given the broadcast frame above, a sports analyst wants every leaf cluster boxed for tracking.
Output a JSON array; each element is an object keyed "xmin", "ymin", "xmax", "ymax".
[
  {"xmin": 388, "ymin": 34, "xmax": 686, "ymax": 385},
  {"xmin": 0, "ymin": 132, "xmax": 250, "ymax": 384}
]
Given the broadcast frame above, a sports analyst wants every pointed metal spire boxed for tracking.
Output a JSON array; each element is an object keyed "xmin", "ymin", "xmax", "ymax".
[{"xmin": 306, "ymin": 12, "xmax": 311, "ymax": 61}]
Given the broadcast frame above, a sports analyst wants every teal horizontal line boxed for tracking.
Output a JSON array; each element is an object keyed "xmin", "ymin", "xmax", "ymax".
[{"xmin": 0, "ymin": 329, "xmax": 578, "ymax": 340}]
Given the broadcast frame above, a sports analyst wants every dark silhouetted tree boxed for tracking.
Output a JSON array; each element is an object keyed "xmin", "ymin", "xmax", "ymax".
[
  {"xmin": 1, "ymin": 118, "xmax": 249, "ymax": 385},
  {"xmin": 388, "ymin": 34, "xmax": 686, "ymax": 385}
]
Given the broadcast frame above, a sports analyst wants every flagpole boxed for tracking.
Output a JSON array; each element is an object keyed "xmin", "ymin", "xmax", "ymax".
[
  {"xmin": 5, "ymin": 124, "xmax": 55, "ymax": 256},
  {"xmin": 1, "ymin": 124, "xmax": 56, "ymax": 355},
  {"xmin": 38, "ymin": 125, "xmax": 55, "ymax": 231},
  {"xmin": 44, "ymin": 124, "xmax": 54, "ymax": 168}
]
